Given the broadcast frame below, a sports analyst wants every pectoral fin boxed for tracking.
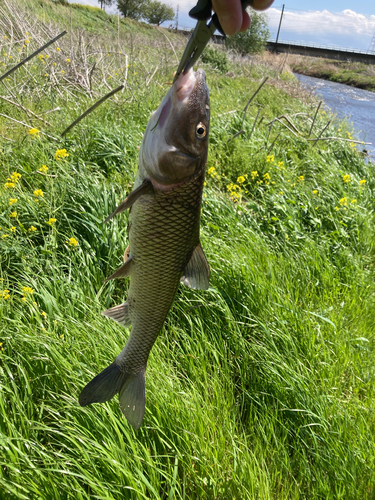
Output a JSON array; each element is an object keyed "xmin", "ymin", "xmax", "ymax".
[
  {"xmin": 105, "ymin": 256, "xmax": 133, "ymax": 281},
  {"xmin": 181, "ymin": 243, "xmax": 210, "ymax": 290},
  {"xmin": 105, "ymin": 179, "xmax": 153, "ymax": 223}
]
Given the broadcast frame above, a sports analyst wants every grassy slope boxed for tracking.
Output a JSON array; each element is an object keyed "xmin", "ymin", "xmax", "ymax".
[{"xmin": 1, "ymin": 1, "xmax": 375, "ymax": 499}]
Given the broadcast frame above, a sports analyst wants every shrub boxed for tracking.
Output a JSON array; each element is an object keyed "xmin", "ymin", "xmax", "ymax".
[{"xmin": 201, "ymin": 46, "xmax": 229, "ymax": 74}]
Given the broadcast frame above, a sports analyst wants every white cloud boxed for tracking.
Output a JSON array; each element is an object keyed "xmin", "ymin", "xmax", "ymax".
[{"xmin": 267, "ymin": 7, "xmax": 375, "ymax": 38}]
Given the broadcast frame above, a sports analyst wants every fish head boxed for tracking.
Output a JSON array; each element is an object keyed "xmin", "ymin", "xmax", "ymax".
[{"xmin": 140, "ymin": 68, "xmax": 210, "ymax": 186}]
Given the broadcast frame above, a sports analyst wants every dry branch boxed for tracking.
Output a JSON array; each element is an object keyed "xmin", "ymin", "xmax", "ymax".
[
  {"xmin": 241, "ymin": 77, "xmax": 268, "ymax": 130},
  {"xmin": 309, "ymin": 101, "xmax": 322, "ymax": 137},
  {"xmin": 267, "ymin": 133, "xmax": 281, "ymax": 154},
  {"xmin": 0, "ymin": 95, "xmax": 52, "ymax": 126},
  {"xmin": 249, "ymin": 107, "xmax": 262, "ymax": 141},
  {"xmin": 0, "ymin": 31, "xmax": 67, "ymax": 83},
  {"xmin": 0, "ymin": 113, "xmax": 57, "ymax": 140},
  {"xmin": 313, "ymin": 119, "xmax": 332, "ymax": 147},
  {"xmin": 306, "ymin": 137, "xmax": 371, "ymax": 145},
  {"xmin": 61, "ymin": 84, "xmax": 124, "ymax": 137}
]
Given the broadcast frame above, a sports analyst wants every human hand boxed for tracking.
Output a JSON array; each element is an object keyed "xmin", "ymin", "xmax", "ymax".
[{"xmin": 211, "ymin": 0, "xmax": 275, "ymax": 36}]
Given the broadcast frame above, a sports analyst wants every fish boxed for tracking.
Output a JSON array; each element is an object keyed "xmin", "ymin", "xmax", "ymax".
[{"xmin": 79, "ymin": 67, "xmax": 210, "ymax": 430}]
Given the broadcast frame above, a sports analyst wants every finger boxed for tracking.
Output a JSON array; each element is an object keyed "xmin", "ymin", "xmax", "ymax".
[
  {"xmin": 251, "ymin": 0, "xmax": 275, "ymax": 11},
  {"xmin": 240, "ymin": 9, "xmax": 251, "ymax": 32},
  {"xmin": 211, "ymin": 0, "xmax": 243, "ymax": 36}
]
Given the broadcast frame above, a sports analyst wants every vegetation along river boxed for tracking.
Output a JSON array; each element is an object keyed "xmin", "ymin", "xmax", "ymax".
[{"xmin": 296, "ymin": 73, "xmax": 375, "ymax": 161}]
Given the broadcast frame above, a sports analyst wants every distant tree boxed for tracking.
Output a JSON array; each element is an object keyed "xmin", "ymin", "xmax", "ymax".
[
  {"xmin": 143, "ymin": 0, "xmax": 175, "ymax": 26},
  {"xmin": 117, "ymin": 0, "xmax": 147, "ymax": 19},
  {"xmin": 225, "ymin": 10, "xmax": 270, "ymax": 54},
  {"xmin": 98, "ymin": 0, "xmax": 113, "ymax": 10}
]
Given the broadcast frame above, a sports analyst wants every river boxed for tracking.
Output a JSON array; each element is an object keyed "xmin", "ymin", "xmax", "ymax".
[{"xmin": 295, "ymin": 74, "xmax": 375, "ymax": 161}]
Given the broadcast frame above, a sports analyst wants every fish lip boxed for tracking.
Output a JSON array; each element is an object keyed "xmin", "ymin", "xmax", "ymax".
[{"xmin": 174, "ymin": 67, "xmax": 205, "ymax": 101}]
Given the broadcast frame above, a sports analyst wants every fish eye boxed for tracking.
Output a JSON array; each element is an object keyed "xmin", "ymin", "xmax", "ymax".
[{"xmin": 196, "ymin": 122, "xmax": 207, "ymax": 140}]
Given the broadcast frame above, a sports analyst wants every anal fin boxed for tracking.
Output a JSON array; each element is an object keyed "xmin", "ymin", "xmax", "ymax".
[
  {"xmin": 102, "ymin": 302, "xmax": 131, "ymax": 326},
  {"xmin": 105, "ymin": 179, "xmax": 153, "ymax": 223},
  {"xmin": 105, "ymin": 256, "xmax": 133, "ymax": 281},
  {"xmin": 181, "ymin": 242, "xmax": 210, "ymax": 290}
]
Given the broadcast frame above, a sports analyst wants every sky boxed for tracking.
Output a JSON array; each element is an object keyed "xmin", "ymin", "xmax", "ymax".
[{"xmin": 77, "ymin": 0, "xmax": 375, "ymax": 51}]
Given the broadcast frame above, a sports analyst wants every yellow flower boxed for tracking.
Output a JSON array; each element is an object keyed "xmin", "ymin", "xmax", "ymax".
[
  {"xmin": 53, "ymin": 62, "xmax": 56, "ymax": 66},
  {"xmin": 266, "ymin": 155, "xmax": 274, "ymax": 163},
  {"xmin": 39, "ymin": 165, "xmax": 48, "ymax": 173},
  {"xmin": 66, "ymin": 58, "xmax": 70, "ymax": 63},
  {"xmin": 313, "ymin": 190, "xmax": 318, "ymax": 194},
  {"xmin": 1, "ymin": 234, "xmax": 9, "ymax": 239},
  {"xmin": 41, "ymin": 311, "xmax": 47, "ymax": 317},
  {"xmin": 47, "ymin": 218, "xmax": 57, "ymax": 226},
  {"xmin": 359, "ymin": 179, "xmax": 366, "ymax": 186},
  {"xmin": 237, "ymin": 176, "xmax": 245, "ymax": 184},
  {"xmin": 251, "ymin": 171, "xmax": 258, "ymax": 180},
  {"xmin": 66, "ymin": 237, "xmax": 78, "ymax": 247},
  {"xmin": 55, "ymin": 148, "xmax": 69, "ymax": 160},
  {"xmin": 11, "ymin": 172, "xmax": 22, "ymax": 183},
  {"xmin": 33, "ymin": 189, "xmax": 44, "ymax": 197},
  {"xmin": 28, "ymin": 226, "xmax": 37, "ymax": 232},
  {"xmin": 351, "ymin": 199, "xmax": 357, "ymax": 204},
  {"xmin": 334, "ymin": 206, "xmax": 340, "ymax": 211},
  {"xmin": 45, "ymin": 54, "xmax": 49, "ymax": 59},
  {"xmin": 339, "ymin": 197, "xmax": 347, "ymax": 206},
  {"xmin": 343, "ymin": 174, "xmax": 351, "ymax": 183},
  {"xmin": 9, "ymin": 198, "xmax": 18, "ymax": 205},
  {"xmin": 21, "ymin": 296, "xmax": 27, "ymax": 301},
  {"xmin": 29, "ymin": 128, "xmax": 39, "ymax": 137},
  {"xmin": 4, "ymin": 182, "xmax": 15, "ymax": 189},
  {"xmin": 0, "ymin": 290, "xmax": 10, "ymax": 300},
  {"xmin": 298, "ymin": 175, "xmax": 304, "ymax": 182},
  {"xmin": 56, "ymin": 47, "xmax": 61, "ymax": 51},
  {"xmin": 277, "ymin": 161, "xmax": 284, "ymax": 168},
  {"xmin": 263, "ymin": 173, "xmax": 271, "ymax": 181},
  {"xmin": 9, "ymin": 211, "xmax": 17, "ymax": 218},
  {"xmin": 61, "ymin": 70, "xmax": 65, "ymax": 74},
  {"xmin": 22, "ymin": 286, "xmax": 34, "ymax": 294},
  {"xmin": 25, "ymin": 39, "xmax": 30, "ymax": 44},
  {"xmin": 10, "ymin": 226, "xmax": 16, "ymax": 232},
  {"xmin": 38, "ymin": 54, "xmax": 44, "ymax": 60}
]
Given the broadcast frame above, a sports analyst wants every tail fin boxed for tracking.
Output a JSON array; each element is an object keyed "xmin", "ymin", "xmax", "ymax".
[{"xmin": 79, "ymin": 363, "xmax": 146, "ymax": 430}]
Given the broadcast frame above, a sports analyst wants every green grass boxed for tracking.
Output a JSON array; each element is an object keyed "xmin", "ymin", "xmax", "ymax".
[{"xmin": 1, "ymin": 0, "xmax": 375, "ymax": 498}]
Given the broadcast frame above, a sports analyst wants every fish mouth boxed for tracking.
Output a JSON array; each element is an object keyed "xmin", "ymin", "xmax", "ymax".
[{"xmin": 175, "ymin": 68, "xmax": 206, "ymax": 101}]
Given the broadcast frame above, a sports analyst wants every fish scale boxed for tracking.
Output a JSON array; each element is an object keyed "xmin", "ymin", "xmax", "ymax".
[{"xmin": 121, "ymin": 169, "xmax": 206, "ymax": 373}]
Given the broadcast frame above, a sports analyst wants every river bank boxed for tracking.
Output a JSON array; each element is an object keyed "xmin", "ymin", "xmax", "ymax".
[
  {"xmin": 281, "ymin": 53, "xmax": 375, "ymax": 92},
  {"xmin": 257, "ymin": 51, "xmax": 375, "ymax": 92}
]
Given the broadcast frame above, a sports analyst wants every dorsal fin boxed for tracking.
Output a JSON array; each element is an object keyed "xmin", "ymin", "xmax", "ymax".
[
  {"xmin": 104, "ymin": 179, "xmax": 153, "ymax": 223},
  {"xmin": 181, "ymin": 243, "xmax": 210, "ymax": 290}
]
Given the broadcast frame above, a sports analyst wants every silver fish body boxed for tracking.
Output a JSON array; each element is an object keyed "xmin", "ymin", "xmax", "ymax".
[{"xmin": 79, "ymin": 68, "xmax": 210, "ymax": 429}]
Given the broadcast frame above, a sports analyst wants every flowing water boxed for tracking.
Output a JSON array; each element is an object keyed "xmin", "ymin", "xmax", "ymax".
[{"xmin": 295, "ymin": 73, "xmax": 375, "ymax": 161}]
